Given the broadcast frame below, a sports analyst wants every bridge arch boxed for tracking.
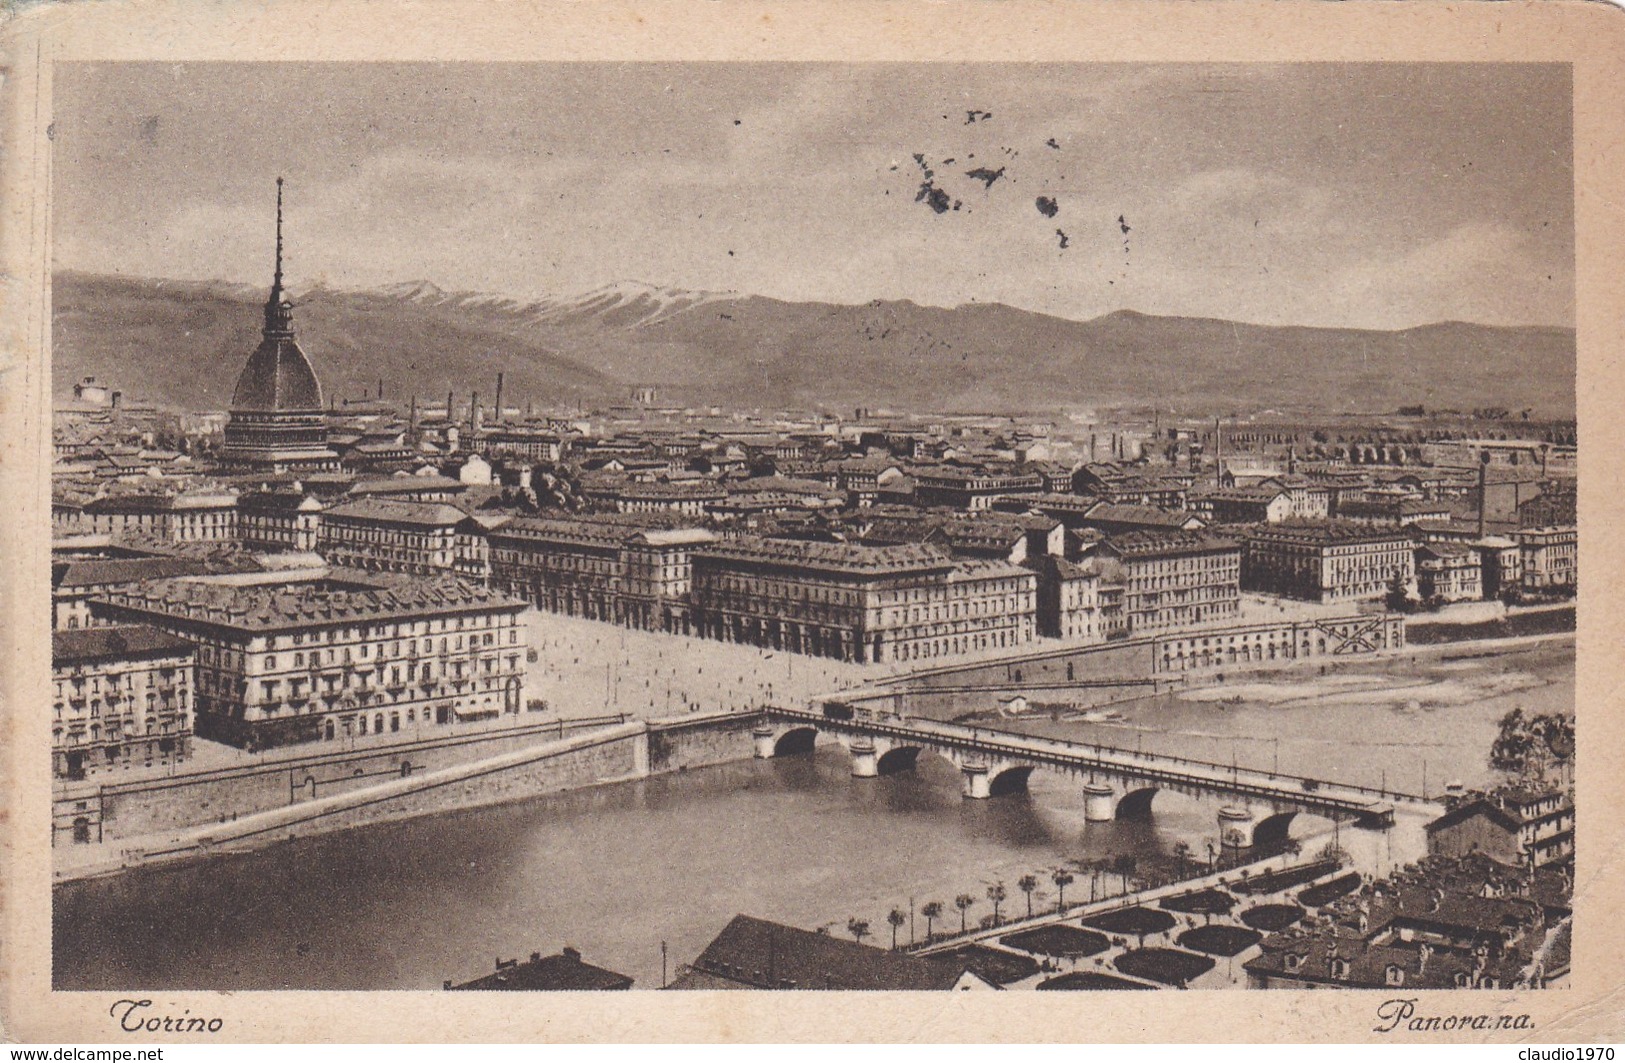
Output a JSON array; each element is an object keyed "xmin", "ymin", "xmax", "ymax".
[
  {"xmin": 876, "ymin": 745, "xmax": 923, "ymax": 775},
  {"xmin": 1252, "ymin": 811, "xmax": 1299, "ymax": 849},
  {"xmin": 989, "ymin": 765, "xmax": 1036, "ymax": 797},
  {"xmin": 774, "ymin": 727, "xmax": 818, "ymax": 757},
  {"xmin": 1116, "ymin": 786, "xmax": 1160, "ymax": 820}
]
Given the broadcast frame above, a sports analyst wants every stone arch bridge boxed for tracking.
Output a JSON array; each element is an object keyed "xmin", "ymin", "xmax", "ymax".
[{"xmin": 751, "ymin": 707, "xmax": 1437, "ymax": 851}]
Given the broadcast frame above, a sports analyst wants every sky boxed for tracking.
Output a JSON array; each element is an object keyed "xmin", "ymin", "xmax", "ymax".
[{"xmin": 51, "ymin": 62, "xmax": 1574, "ymax": 330}]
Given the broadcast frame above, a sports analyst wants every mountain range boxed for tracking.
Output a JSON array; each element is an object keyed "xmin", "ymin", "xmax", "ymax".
[{"xmin": 51, "ymin": 272, "xmax": 1576, "ymax": 417}]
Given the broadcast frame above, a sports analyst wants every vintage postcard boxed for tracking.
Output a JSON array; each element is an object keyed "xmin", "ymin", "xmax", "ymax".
[{"xmin": 1, "ymin": 0, "xmax": 1622, "ymax": 1044}]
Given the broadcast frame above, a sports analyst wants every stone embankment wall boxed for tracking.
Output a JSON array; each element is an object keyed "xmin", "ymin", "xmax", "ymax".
[
  {"xmin": 55, "ymin": 710, "xmax": 774, "ymax": 877},
  {"xmin": 127, "ymin": 723, "xmax": 650, "ymax": 867},
  {"xmin": 54, "ymin": 715, "xmax": 625, "ymax": 845},
  {"xmin": 645, "ymin": 711, "xmax": 760, "ymax": 773}
]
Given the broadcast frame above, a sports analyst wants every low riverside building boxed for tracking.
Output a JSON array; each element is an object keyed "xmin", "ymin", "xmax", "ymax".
[
  {"xmin": 1242, "ymin": 521, "xmax": 1416, "ymax": 603},
  {"xmin": 1096, "ymin": 531, "xmax": 1241, "ymax": 635},
  {"xmin": 317, "ymin": 498, "xmax": 468, "ymax": 576},
  {"xmin": 690, "ymin": 537, "xmax": 1036, "ymax": 664},
  {"xmin": 446, "ymin": 947, "xmax": 632, "ymax": 991},
  {"xmin": 669, "ymin": 915, "xmax": 995, "ymax": 990},
  {"xmin": 487, "ymin": 516, "xmax": 717, "ymax": 632},
  {"xmin": 52, "ymin": 625, "xmax": 195, "ymax": 781},
  {"xmin": 89, "ymin": 576, "xmax": 528, "ymax": 750},
  {"xmin": 1151, "ymin": 614, "xmax": 1405, "ymax": 672},
  {"xmin": 1426, "ymin": 788, "xmax": 1575, "ymax": 868}
]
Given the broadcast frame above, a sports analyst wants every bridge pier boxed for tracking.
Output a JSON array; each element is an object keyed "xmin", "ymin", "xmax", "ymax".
[
  {"xmin": 849, "ymin": 738, "xmax": 879, "ymax": 778},
  {"xmin": 752, "ymin": 724, "xmax": 777, "ymax": 759},
  {"xmin": 1083, "ymin": 782, "xmax": 1117, "ymax": 822},
  {"xmin": 960, "ymin": 761, "xmax": 992, "ymax": 800},
  {"xmin": 1218, "ymin": 805, "xmax": 1259, "ymax": 850}
]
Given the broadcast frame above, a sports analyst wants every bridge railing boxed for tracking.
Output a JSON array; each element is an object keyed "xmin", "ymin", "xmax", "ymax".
[{"xmin": 761, "ymin": 706, "xmax": 1426, "ymax": 805}]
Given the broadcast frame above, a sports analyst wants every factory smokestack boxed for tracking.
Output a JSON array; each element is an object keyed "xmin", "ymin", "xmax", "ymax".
[{"xmin": 494, "ymin": 372, "xmax": 505, "ymax": 425}]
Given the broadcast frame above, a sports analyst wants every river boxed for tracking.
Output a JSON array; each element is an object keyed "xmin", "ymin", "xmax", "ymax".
[{"xmin": 52, "ymin": 638, "xmax": 1572, "ymax": 991}]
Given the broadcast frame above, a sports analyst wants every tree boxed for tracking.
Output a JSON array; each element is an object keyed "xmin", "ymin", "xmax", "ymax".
[
  {"xmin": 1112, "ymin": 854, "xmax": 1138, "ymax": 892},
  {"xmin": 987, "ymin": 882, "xmax": 1008, "ymax": 924},
  {"xmin": 846, "ymin": 917, "xmax": 871, "ymax": 945},
  {"xmin": 1017, "ymin": 874, "xmax": 1039, "ymax": 918},
  {"xmin": 954, "ymin": 893, "xmax": 975, "ymax": 934},
  {"xmin": 1490, "ymin": 708, "xmax": 1575, "ymax": 783},
  {"xmin": 1051, "ymin": 869, "xmax": 1075, "ymax": 912},
  {"xmin": 921, "ymin": 900, "xmax": 944, "ymax": 941},
  {"xmin": 886, "ymin": 908, "xmax": 907, "ymax": 950},
  {"xmin": 1385, "ymin": 572, "xmax": 1417, "ymax": 613}
]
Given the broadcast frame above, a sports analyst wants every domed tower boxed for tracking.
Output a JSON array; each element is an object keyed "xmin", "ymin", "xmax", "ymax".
[{"xmin": 220, "ymin": 179, "xmax": 339, "ymax": 472}]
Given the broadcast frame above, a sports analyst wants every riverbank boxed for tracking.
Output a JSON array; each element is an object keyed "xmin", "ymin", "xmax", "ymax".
[
  {"xmin": 53, "ymin": 720, "xmax": 653, "ymax": 883},
  {"xmin": 54, "ymin": 628, "xmax": 1571, "ymax": 885}
]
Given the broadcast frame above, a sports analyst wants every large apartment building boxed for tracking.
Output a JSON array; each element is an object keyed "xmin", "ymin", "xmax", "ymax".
[
  {"xmin": 689, "ymin": 537, "xmax": 1036, "ymax": 664},
  {"xmin": 911, "ymin": 467, "xmax": 1044, "ymax": 511},
  {"xmin": 317, "ymin": 498, "xmax": 468, "ymax": 576},
  {"xmin": 52, "ymin": 625, "xmax": 195, "ymax": 781},
  {"xmin": 1517, "ymin": 526, "xmax": 1578, "ymax": 590},
  {"xmin": 1095, "ymin": 531, "xmax": 1241, "ymax": 635},
  {"xmin": 487, "ymin": 516, "xmax": 718, "ymax": 633},
  {"xmin": 89, "ymin": 576, "xmax": 528, "ymax": 750},
  {"xmin": 1242, "ymin": 522, "xmax": 1417, "ymax": 603}
]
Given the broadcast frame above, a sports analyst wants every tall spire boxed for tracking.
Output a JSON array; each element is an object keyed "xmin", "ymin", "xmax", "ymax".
[
  {"xmin": 274, "ymin": 176, "xmax": 284, "ymax": 293},
  {"xmin": 264, "ymin": 176, "xmax": 295, "ymax": 335}
]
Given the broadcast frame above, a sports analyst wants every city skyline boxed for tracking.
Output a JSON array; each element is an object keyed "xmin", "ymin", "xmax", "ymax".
[{"xmin": 53, "ymin": 62, "xmax": 1574, "ymax": 332}]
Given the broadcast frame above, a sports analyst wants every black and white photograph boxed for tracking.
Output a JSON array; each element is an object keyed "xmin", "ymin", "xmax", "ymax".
[{"xmin": 5, "ymin": 3, "xmax": 1622, "ymax": 1044}]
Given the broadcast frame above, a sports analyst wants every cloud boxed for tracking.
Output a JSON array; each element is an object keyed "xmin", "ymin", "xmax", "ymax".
[{"xmin": 52, "ymin": 62, "xmax": 1575, "ymax": 330}]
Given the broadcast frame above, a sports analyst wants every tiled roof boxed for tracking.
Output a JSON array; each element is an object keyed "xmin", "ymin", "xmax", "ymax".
[
  {"xmin": 237, "ymin": 491, "xmax": 320, "ymax": 513},
  {"xmin": 53, "ymin": 624, "xmax": 195, "ymax": 666},
  {"xmin": 349, "ymin": 475, "xmax": 465, "ymax": 496},
  {"xmin": 448, "ymin": 949, "xmax": 632, "ymax": 991},
  {"xmin": 1244, "ymin": 520, "xmax": 1417, "ymax": 546},
  {"xmin": 696, "ymin": 536, "xmax": 955, "ymax": 576},
  {"xmin": 54, "ymin": 555, "xmax": 257, "ymax": 589},
  {"xmin": 1101, "ymin": 530, "xmax": 1239, "ymax": 559},
  {"xmin": 1083, "ymin": 503, "xmax": 1205, "ymax": 529},
  {"xmin": 1339, "ymin": 499, "xmax": 1450, "ymax": 516},
  {"xmin": 93, "ymin": 575, "xmax": 526, "ymax": 633},
  {"xmin": 492, "ymin": 515, "xmax": 708, "ymax": 549},
  {"xmin": 671, "ymin": 915, "xmax": 975, "ymax": 991},
  {"xmin": 323, "ymin": 498, "xmax": 470, "ymax": 527}
]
